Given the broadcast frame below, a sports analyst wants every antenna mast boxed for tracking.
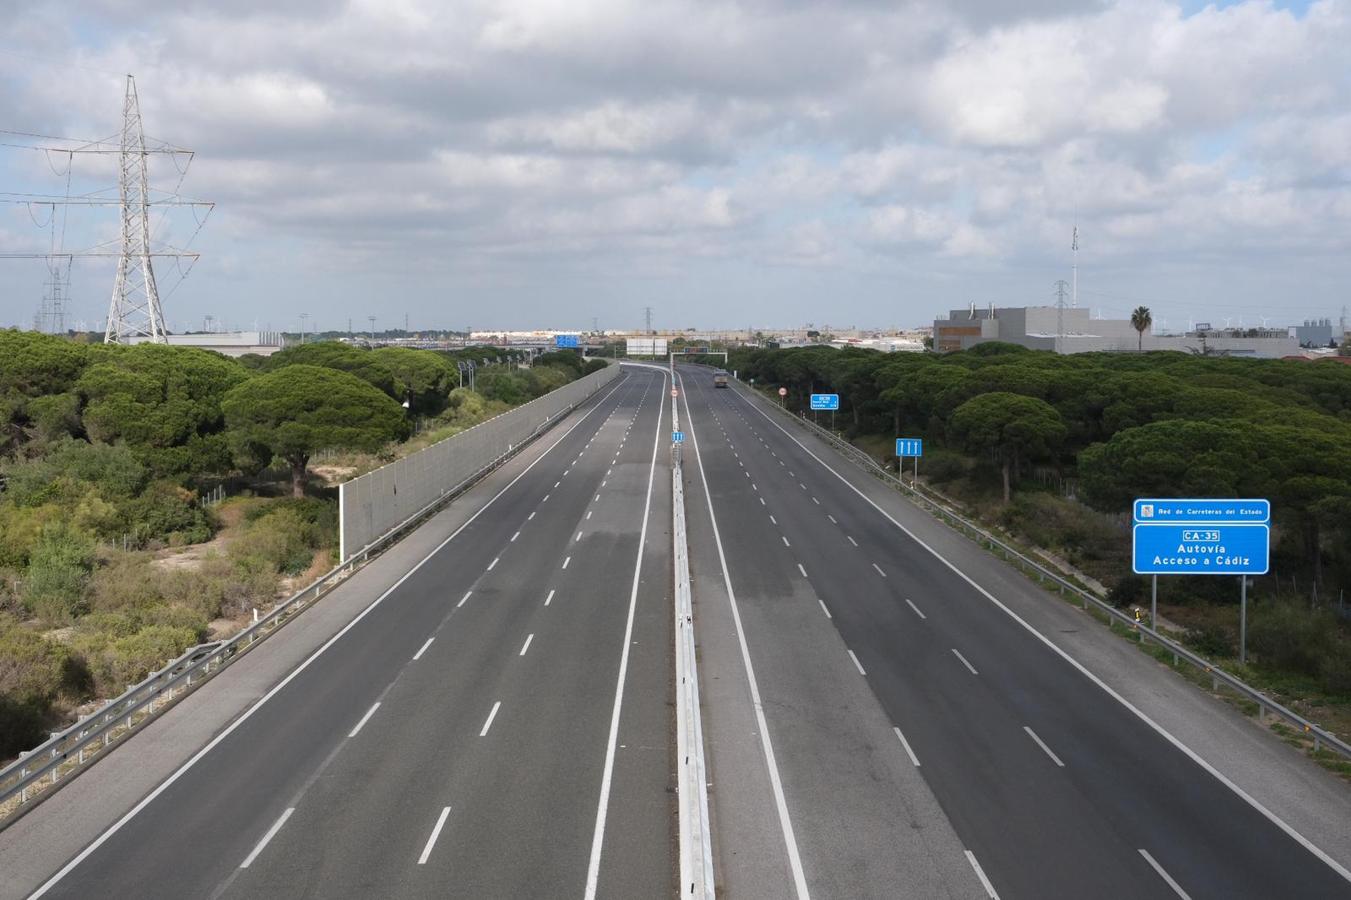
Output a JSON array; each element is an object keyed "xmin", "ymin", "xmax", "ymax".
[{"xmin": 1071, "ymin": 225, "xmax": 1079, "ymax": 309}]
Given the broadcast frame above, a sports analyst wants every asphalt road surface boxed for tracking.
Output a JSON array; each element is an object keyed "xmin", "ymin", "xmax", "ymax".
[
  {"xmin": 675, "ymin": 363, "xmax": 1351, "ymax": 900},
  {"xmin": 30, "ymin": 366, "xmax": 675, "ymax": 900}
]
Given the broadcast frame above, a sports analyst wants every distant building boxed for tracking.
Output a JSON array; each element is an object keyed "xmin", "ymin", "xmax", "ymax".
[
  {"xmin": 125, "ymin": 331, "xmax": 285, "ymax": 357},
  {"xmin": 1295, "ymin": 318, "xmax": 1336, "ymax": 348},
  {"xmin": 933, "ymin": 305, "xmax": 1297, "ymax": 358}
]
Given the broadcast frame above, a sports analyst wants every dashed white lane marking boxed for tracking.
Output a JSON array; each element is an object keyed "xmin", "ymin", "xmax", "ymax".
[
  {"xmin": 528, "ymin": 511, "xmax": 536, "ymax": 521},
  {"xmin": 905, "ymin": 598, "xmax": 926, "ymax": 620},
  {"xmin": 519, "ymin": 633, "xmax": 534, "ymax": 656},
  {"xmin": 586, "ymin": 510, "xmax": 593, "ymax": 520},
  {"xmin": 797, "ymin": 563, "xmax": 808, "ymax": 578},
  {"xmin": 818, "ymin": 598, "xmax": 832, "ymax": 618},
  {"xmin": 595, "ymin": 493, "xmax": 601, "ymax": 501},
  {"xmin": 846, "ymin": 536, "xmax": 858, "ymax": 547},
  {"xmin": 554, "ymin": 481, "xmax": 561, "ymax": 488},
  {"xmin": 576, "ymin": 531, "xmax": 583, "ymax": 542},
  {"xmin": 412, "ymin": 637, "xmax": 434, "ymax": 660},
  {"xmin": 811, "ymin": 497, "xmax": 820, "ymax": 505},
  {"xmin": 562, "ymin": 556, "xmax": 571, "ymax": 569},
  {"xmin": 349, "ymin": 702, "xmax": 380, "ymax": 738},
  {"xmin": 799, "ymin": 483, "xmax": 806, "ymax": 490},
  {"xmin": 487, "ymin": 556, "xmax": 499, "ymax": 571},
  {"xmin": 965, "ymin": 850, "xmax": 999, "ymax": 899},
  {"xmin": 782, "ymin": 536, "xmax": 791, "ymax": 547},
  {"xmin": 769, "ymin": 515, "xmax": 778, "ymax": 525},
  {"xmin": 1139, "ymin": 849, "xmax": 1191, "ymax": 899},
  {"xmin": 479, "ymin": 701, "xmax": 502, "ymax": 736},
  {"xmin": 872, "ymin": 563, "xmax": 887, "ymax": 578},
  {"xmin": 759, "ymin": 497, "xmax": 766, "ymax": 506},
  {"xmin": 417, "ymin": 807, "xmax": 452, "ymax": 866},
  {"xmin": 827, "ymin": 514, "xmax": 837, "ymax": 524},
  {"xmin": 240, "ymin": 808, "xmax": 295, "ymax": 869},
  {"xmin": 952, "ymin": 648, "xmax": 979, "ymax": 675},
  {"xmin": 1024, "ymin": 726, "xmax": 1065, "ymax": 767},
  {"xmin": 847, "ymin": 650, "xmax": 866, "ymax": 676},
  {"xmin": 511, "ymin": 531, "xmax": 520, "ymax": 542},
  {"xmin": 458, "ymin": 590, "xmax": 472, "ymax": 608},
  {"xmin": 543, "ymin": 493, "xmax": 550, "ymax": 502},
  {"xmin": 893, "ymin": 726, "xmax": 921, "ymax": 767},
  {"xmin": 545, "ymin": 589, "xmax": 555, "ymax": 606}
]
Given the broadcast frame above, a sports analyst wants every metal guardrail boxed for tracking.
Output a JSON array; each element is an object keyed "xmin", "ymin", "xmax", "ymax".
[
  {"xmin": 0, "ymin": 367, "xmax": 626, "ymax": 827},
  {"xmin": 733, "ymin": 378, "xmax": 1351, "ymax": 761},
  {"xmin": 670, "ymin": 363, "xmax": 715, "ymax": 899}
]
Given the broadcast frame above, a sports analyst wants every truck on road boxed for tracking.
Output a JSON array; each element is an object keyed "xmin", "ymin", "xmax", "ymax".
[{"xmin": 713, "ymin": 369, "xmax": 729, "ymax": 388}]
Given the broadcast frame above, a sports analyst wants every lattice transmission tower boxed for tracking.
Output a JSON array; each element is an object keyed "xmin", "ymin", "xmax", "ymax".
[{"xmin": 106, "ymin": 76, "xmax": 167, "ymax": 343}]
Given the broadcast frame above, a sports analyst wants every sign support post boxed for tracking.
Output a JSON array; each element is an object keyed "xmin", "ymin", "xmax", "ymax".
[
  {"xmin": 1151, "ymin": 575, "xmax": 1157, "ymax": 638},
  {"xmin": 1241, "ymin": 576, "xmax": 1248, "ymax": 665}
]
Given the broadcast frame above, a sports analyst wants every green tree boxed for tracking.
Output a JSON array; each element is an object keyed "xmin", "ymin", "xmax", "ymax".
[
  {"xmin": 371, "ymin": 347, "xmax": 455, "ymax": 415},
  {"xmin": 1131, "ymin": 306, "xmax": 1152, "ymax": 352},
  {"xmin": 222, "ymin": 365, "xmax": 409, "ymax": 497},
  {"xmin": 949, "ymin": 393, "xmax": 1067, "ymax": 503},
  {"xmin": 262, "ymin": 342, "xmax": 405, "ymax": 400}
]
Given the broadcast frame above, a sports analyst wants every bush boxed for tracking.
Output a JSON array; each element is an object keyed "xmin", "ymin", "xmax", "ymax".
[
  {"xmin": 115, "ymin": 480, "xmax": 213, "ymax": 546},
  {"xmin": 75, "ymin": 624, "xmax": 199, "ymax": 697},
  {"xmin": 0, "ymin": 620, "xmax": 83, "ymax": 757},
  {"xmin": 920, "ymin": 448, "xmax": 968, "ymax": 484},
  {"xmin": 88, "ymin": 553, "xmax": 166, "ymax": 613},
  {"xmin": 1107, "ymin": 574, "xmax": 1147, "ymax": 609},
  {"xmin": 1185, "ymin": 622, "xmax": 1235, "ymax": 659},
  {"xmin": 229, "ymin": 509, "xmax": 315, "ymax": 576},
  {"xmin": 24, "ymin": 523, "xmax": 96, "ymax": 623},
  {"xmin": 1247, "ymin": 602, "xmax": 1336, "ymax": 676}
]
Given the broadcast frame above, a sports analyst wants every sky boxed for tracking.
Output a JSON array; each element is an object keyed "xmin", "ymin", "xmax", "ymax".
[{"xmin": 0, "ymin": 0, "xmax": 1348, "ymax": 334}]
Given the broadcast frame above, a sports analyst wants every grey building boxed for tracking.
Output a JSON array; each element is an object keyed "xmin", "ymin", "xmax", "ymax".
[
  {"xmin": 1295, "ymin": 318, "xmax": 1336, "ymax": 348},
  {"xmin": 934, "ymin": 305, "xmax": 1296, "ymax": 358}
]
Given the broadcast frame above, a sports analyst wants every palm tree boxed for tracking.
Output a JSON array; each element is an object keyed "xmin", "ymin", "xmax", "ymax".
[{"xmin": 1130, "ymin": 306, "xmax": 1152, "ymax": 352}]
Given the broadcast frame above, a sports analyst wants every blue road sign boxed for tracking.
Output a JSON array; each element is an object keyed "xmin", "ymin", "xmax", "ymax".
[
  {"xmin": 1133, "ymin": 524, "xmax": 1269, "ymax": 575},
  {"xmin": 1132, "ymin": 498, "xmax": 1270, "ymax": 575},
  {"xmin": 895, "ymin": 438, "xmax": 923, "ymax": 457},
  {"xmin": 1133, "ymin": 498, "xmax": 1269, "ymax": 525},
  {"xmin": 810, "ymin": 393, "xmax": 840, "ymax": 411},
  {"xmin": 672, "ymin": 431, "xmax": 685, "ymax": 443},
  {"xmin": 555, "ymin": 334, "xmax": 580, "ymax": 348}
]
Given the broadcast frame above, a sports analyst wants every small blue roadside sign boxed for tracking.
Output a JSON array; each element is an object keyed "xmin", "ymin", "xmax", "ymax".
[
  {"xmin": 810, "ymin": 393, "xmax": 840, "ymax": 411},
  {"xmin": 895, "ymin": 438, "xmax": 923, "ymax": 457},
  {"xmin": 1132, "ymin": 498, "xmax": 1270, "ymax": 575},
  {"xmin": 555, "ymin": 334, "xmax": 580, "ymax": 348},
  {"xmin": 672, "ymin": 431, "xmax": 685, "ymax": 443}
]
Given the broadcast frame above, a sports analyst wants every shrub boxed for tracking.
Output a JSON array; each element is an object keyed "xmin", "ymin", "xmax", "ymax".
[
  {"xmin": 24, "ymin": 523, "xmax": 96, "ymax": 623},
  {"xmin": 1247, "ymin": 602, "xmax": 1335, "ymax": 676},
  {"xmin": 229, "ymin": 509, "xmax": 315, "ymax": 576},
  {"xmin": 116, "ymin": 480, "xmax": 213, "ymax": 546},
  {"xmin": 1107, "ymin": 574, "xmax": 1147, "ymax": 609},
  {"xmin": 75, "ymin": 624, "xmax": 199, "ymax": 697},
  {"xmin": 0, "ymin": 620, "xmax": 82, "ymax": 757},
  {"xmin": 1185, "ymin": 622, "xmax": 1235, "ymax": 659},
  {"xmin": 88, "ymin": 553, "xmax": 166, "ymax": 613},
  {"xmin": 920, "ymin": 448, "xmax": 968, "ymax": 484}
]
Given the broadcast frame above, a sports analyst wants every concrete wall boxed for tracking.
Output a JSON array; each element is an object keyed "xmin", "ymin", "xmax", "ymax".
[{"xmin": 339, "ymin": 363, "xmax": 621, "ymax": 560}]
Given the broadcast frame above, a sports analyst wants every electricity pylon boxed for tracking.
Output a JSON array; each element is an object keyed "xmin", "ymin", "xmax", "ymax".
[{"xmin": 106, "ymin": 76, "xmax": 166, "ymax": 343}]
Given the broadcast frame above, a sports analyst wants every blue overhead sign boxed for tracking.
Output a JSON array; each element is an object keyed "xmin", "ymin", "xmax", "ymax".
[
  {"xmin": 1132, "ymin": 498, "xmax": 1270, "ymax": 575},
  {"xmin": 555, "ymin": 334, "xmax": 580, "ymax": 348},
  {"xmin": 895, "ymin": 438, "xmax": 923, "ymax": 457},
  {"xmin": 810, "ymin": 393, "xmax": 840, "ymax": 411}
]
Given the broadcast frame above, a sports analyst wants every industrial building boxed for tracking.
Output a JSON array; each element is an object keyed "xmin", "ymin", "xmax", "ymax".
[
  {"xmin": 933, "ymin": 305, "xmax": 1298, "ymax": 358},
  {"xmin": 124, "ymin": 331, "xmax": 286, "ymax": 357}
]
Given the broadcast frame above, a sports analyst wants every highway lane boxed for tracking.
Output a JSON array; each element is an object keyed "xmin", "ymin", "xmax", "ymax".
[
  {"xmin": 32, "ymin": 365, "xmax": 675, "ymax": 900},
  {"xmin": 678, "ymin": 364, "xmax": 1351, "ymax": 900}
]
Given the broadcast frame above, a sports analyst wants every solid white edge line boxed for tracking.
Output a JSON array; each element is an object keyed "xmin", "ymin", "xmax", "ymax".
[
  {"xmin": 893, "ymin": 726, "xmax": 921, "ymax": 767},
  {"xmin": 952, "ymin": 648, "xmax": 979, "ymax": 675},
  {"xmin": 412, "ymin": 637, "xmax": 434, "ymax": 661},
  {"xmin": 1138, "ymin": 849, "xmax": 1192, "ymax": 899},
  {"xmin": 519, "ymin": 633, "xmax": 534, "ymax": 656},
  {"xmin": 348, "ymin": 702, "xmax": 381, "ymax": 738},
  {"xmin": 417, "ymin": 806, "xmax": 452, "ymax": 866},
  {"xmin": 676, "ymin": 371, "xmax": 811, "ymax": 900},
  {"xmin": 479, "ymin": 700, "xmax": 501, "ymax": 737},
  {"xmin": 905, "ymin": 598, "xmax": 926, "ymax": 620},
  {"xmin": 847, "ymin": 649, "xmax": 866, "ymax": 676},
  {"xmin": 965, "ymin": 850, "xmax": 1000, "ymax": 899},
  {"xmin": 583, "ymin": 367, "xmax": 667, "ymax": 900},
  {"xmin": 1023, "ymin": 725, "xmax": 1065, "ymax": 767},
  {"xmin": 25, "ymin": 372, "xmax": 636, "ymax": 900},
  {"xmin": 239, "ymin": 807, "xmax": 294, "ymax": 869},
  {"xmin": 733, "ymin": 382, "xmax": 1351, "ymax": 885}
]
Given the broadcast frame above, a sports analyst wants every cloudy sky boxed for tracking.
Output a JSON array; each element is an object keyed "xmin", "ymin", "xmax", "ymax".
[{"xmin": 1, "ymin": 0, "xmax": 1348, "ymax": 334}]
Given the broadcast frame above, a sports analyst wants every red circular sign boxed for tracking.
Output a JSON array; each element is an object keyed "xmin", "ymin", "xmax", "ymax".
[
  {"xmin": 671, "ymin": 388, "xmax": 679, "ymax": 397},
  {"xmin": 778, "ymin": 387, "xmax": 788, "ymax": 396}
]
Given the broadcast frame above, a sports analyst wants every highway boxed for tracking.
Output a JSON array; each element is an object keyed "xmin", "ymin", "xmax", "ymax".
[
  {"xmin": 675, "ymin": 364, "xmax": 1351, "ymax": 900},
  {"xmin": 29, "ymin": 366, "xmax": 675, "ymax": 900}
]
